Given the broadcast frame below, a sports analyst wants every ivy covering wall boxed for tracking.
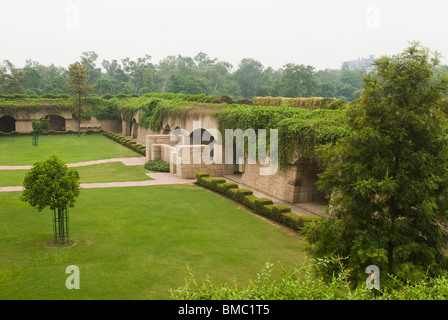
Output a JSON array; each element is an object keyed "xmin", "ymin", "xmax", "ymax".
[{"xmin": 0, "ymin": 93, "xmax": 350, "ymax": 165}]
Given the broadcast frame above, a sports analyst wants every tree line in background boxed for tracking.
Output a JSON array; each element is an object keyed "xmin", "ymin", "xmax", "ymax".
[{"xmin": 0, "ymin": 51, "xmax": 376, "ymax": 101}]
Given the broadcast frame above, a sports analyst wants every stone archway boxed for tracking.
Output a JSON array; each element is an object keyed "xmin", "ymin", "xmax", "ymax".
[
  {"xmin": 189, "ymin": 127, "xmax": 216, "ymax": 162},
  {"xmin": 131, "ymin": 118, "xmax": 138, "ymax": 139},
  {"xmin": 46, "ymin": 115, "xmax": 66, "ymax": 131},
  {"xmin": 189, "ymin": 128, "xmax": 215, "ymax": 145},
  {"xmin": 163, "ymin": 124, "xmax": 171, "ymax": 135},
  {"xmin": 0, "ymin": 116, "xmax": 16, "ymax": 133}
]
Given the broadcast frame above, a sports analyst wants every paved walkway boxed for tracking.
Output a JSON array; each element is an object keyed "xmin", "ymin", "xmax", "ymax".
[
  {"xmin": 79, "ymin": 173, "xmax": 193, "ymax": 189},
  {"xmin": 0, "ymin": 157, "xmax": 326, "ymax": 217},
  {"xmin": 0, "ymin": 157, "xmax": 147, "ymax": 170}
]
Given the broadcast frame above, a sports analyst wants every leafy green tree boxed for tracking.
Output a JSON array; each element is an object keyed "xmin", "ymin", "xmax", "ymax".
[
  {"xmin": 31, "ymin": 117, "xmax": 50, "ymax": 146},
  {"xmin": 305, "ymin": 42, "xmax": 448, "ymax": 287},
  {"xmin": 67, "ymin": 62, "xmax": 94, "ymax": 136},
  {"xmin": 101, "ymin": 59, "xmax": 130, "ymax": 85},
  {"xmin": 43, "ymin": 74, "xmax": 68, "ymax": 94},
  {"xmin": 80, "ymin": 51, "xmax": 102, "ymax": 86},
  {"xmin": 94, "ymin": 78, "xmax": 117, "ymax": 95},
  {"xmin": 23, "ymin": 66, "xmax": 42, "ymax": 93},
  {"xmin": 21, "ymin": 153, "xmax": 80, "ymax": 245},
  {"xmin": 279, "ymin": 63, "xmax": 318, "ymax": 97},
  {"xmin": 114, "ymin": 81, "xmax": 135, "ymax": 94},
  {"xmin": 167, "ymin": 74, "xmax": 208, "ymax": 95},
  {"xmin": 122, "ymin": 55, "xmax": 155, "ymax": 93},
  {"xmin": 0, "ymin": 60, "xmax": 25, "ymax": 94},
  {"xmin": 234, "ymin": 58, "xmax": 265, "ymax": 98}
]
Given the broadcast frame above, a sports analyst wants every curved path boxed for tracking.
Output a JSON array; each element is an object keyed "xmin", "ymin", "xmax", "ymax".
[
  {"xmin": 0, "ymin": 157, "xmax": 194, "ymax": 192},
  {"xmin": 0, "ymin": 157, "xmax": 324, "ymax": 216},
  {"xmin": 0, "ymin": 157, "xmax": 148, "ymax": 170}
]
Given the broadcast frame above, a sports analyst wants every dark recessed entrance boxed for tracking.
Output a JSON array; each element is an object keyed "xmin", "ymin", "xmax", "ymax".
[{"xmin": 0, "ymin": 116, "xmax": 16, "ymax": 133}]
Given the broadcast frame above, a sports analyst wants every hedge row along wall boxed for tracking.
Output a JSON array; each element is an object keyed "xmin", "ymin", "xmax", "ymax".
[
  {"xmin": 0, "ymin": 129, "xmax": 102, "ymax": 136},
  {"xmin": 195, "ymin": 172, "xmax": 318, "ymax": 233},
  {"xmin": 102, "ymin": 130, "xmax": 146, "ymax": 156},
  {"xmin": 253, "ymin": 97, "xmax": 345, "ymax": 109}
]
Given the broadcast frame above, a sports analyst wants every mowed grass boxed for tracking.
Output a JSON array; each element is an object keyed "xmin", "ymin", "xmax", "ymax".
[
  {"xmin": 0, "ymin": 162, "xmax": 153, "ymax": 187},
  {"xmin": 0, "ymin": 185, "xmax": 307, "ymax": 300},
  {"xmin": 0, "ymin": 135, "xmax": 142, "ymax": 166}
]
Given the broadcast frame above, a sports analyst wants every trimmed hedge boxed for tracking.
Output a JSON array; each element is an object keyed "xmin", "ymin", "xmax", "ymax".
[
  {"xmin": 0, "ymin": 130, "xmax": 102, "ymax": 137},
  {"xmin": 196, "ymin": 172, "xmax": 317, "ymax": 233},
  {"xmin": 102, "ymin": 130, "xmax": 146, "ymax": 156}
]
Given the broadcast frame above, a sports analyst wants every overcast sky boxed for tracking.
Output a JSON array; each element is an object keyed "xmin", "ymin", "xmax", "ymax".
[{"xmin": 1, "ymin": 0, "xmax": 447, "ymax": 71}]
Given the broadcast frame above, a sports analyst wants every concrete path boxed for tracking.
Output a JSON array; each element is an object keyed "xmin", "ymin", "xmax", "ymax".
[
  {"xmin": 0, "ymin": 157, "xmax": 196, "ymax": 192},
  {"xmin": 79, "ymin": 173, "xmax": 193, "ymax": 189},
  {"xmin": 0, "ymin": 157, "xmax": 325, "ymax": 217},
  {"xmin": 0, "ymin": 157, "xmax": 147, "ymax": 170},
  {"xmin": 0, "ymin": 172, "xmax": 194, "ymax": 193}
]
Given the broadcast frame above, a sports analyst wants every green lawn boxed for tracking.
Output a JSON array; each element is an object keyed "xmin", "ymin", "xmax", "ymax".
[
  {"xmin": 0, "ymin": 162, "xmax": 153, "ymax": 187},
  {"xmin": 0, "ymin": 135, "xmax": 142, "ymax": 166},
  {"xmin": 0, "ymin": 185, "xmax": 306, "ymax": 299}
]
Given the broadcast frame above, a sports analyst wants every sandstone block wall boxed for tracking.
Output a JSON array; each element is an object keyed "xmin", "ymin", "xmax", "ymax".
[
  {"xmin": 173, "ymin": 144, "xmax": 234, "ymax": 179},
  {"xmin": 241, "ymin": 158, "xmax": 325, "ymax": 204}
]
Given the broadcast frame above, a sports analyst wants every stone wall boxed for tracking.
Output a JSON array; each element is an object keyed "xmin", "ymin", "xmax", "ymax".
[
  {"xmin": 241, "ymin": 158, "xmax": 325, "ymax": 204},
  {"xmin": 0, "ymin": 108, "xmax": 121, "ymax": 133},
  {"xmin": 146, "ymin": 134, "xmax": 177, "ymax": 161},
  {"xmin": 172, "ymin": 145, "xmax": 234, "ymax": 179}
]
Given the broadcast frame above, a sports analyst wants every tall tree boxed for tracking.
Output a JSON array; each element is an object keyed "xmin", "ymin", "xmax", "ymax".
[
  {"xmin": 0, "ymin": 60, "xmax": 25, "ymax": 94},
  {"xmin": 305, "ymin": 42, "xmax": 448, "ymax": 287},
  {"xmin": 122, "ymin": 55, "xmax": 155, "ymax": 94},
  {"xmin": 234, "ymin": 58, "xmax": 265, "ymax": 98},
  {"xmin": 80, "ymin": 51, "xmax": 102, "ymax": 86},
  {"xmin": 67, "ymin": 63, "xmax": 94, "ymax": 136},
  {"xmin": 155, "ymin": 56, "xmax": 178, "ymax": 92},
  {"xmin": 280, "ymin": 63, "xmax": 318, "ymax": 97},
  {"xmin": 101, "ymin": 59, "xmax": 130, "ymax": 84}
]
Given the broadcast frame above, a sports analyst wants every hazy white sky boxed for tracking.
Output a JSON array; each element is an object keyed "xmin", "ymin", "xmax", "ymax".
[{"xmin": 1, "ymin": 0, "xmax": 447, "ymax": 70}]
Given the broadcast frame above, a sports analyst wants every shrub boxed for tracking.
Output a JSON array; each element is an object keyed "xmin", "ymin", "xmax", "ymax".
[
  {"xmin": 236, "ymin": 98, "xmax": 253, "ymax": 105},
  {"xmin": 102, "ymin": 94, "xmax": 114, "ymax": 100},
  {"xmin": 217, "ymin": 95, "xmax": 235, "ymax": 104},
  {"xmin": 145, "ymin": 159, "xmax": 170, "ymax": 172},
  {"xmin": 41, "ymin": 93, "xmax": 57, "ymax": 99}
]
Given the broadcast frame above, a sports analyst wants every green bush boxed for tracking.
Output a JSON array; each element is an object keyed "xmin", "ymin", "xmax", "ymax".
[
  {"xmin": 102, "ymin": 94, "xmax": 114, "ymax": 100},
  {"xmin": 145, "ymin": 159, "xmax": 170, "ymax": 172},
  {"xmin": 41, "ymin": 93, "xmax": 57, "ymax": 99}
]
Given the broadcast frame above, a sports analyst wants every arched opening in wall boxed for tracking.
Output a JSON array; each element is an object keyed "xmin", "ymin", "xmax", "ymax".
[
  {"xmin": 233, "ymin": 142, "xmax": 245, "ymax": 174},
  {"xmin": 163, "ymin": 124, "xmax": 171, "ymax": 135},
  {"xmin": 131, "ymin": 118, "xmax": 138, "ymax": 139},
  {"xmin": 189, "ymin": 128, "xmax": 215, "ymax": 162},
  {"xmin": 189, "ymin": 128, "xmax": 215, "ymax": 145},
  {"xmin": 46, "ymin": 115, "xmax": 66, "ymax": 131},
  {"xmin": 0, "ymin": 116, "xmax": 16, "ymax": 133}
]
